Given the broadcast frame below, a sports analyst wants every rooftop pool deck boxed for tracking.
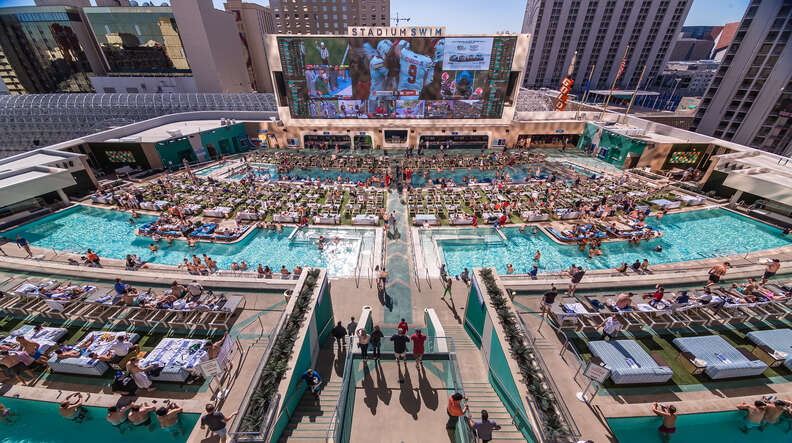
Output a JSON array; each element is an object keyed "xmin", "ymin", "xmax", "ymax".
[
  {"xmin": 421, "ymin": 208, "xmax": 792, "ymax": 275},
  {"xmin": 2, "ymin": 205, "xmax": 375, "ymax": 277}
]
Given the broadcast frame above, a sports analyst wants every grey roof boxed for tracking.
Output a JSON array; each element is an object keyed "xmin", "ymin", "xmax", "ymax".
[{"xmin": 0, "ymin": 93, "xmax": 277, "ymax": 157}]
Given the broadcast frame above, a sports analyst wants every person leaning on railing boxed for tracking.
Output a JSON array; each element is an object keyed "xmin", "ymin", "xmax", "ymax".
[{"xmin": 446, "ymin": 392, "xmax": 468, "ymax": 430}]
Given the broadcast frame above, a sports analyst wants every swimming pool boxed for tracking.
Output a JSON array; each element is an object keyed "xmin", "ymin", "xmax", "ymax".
[
  {"xmin": 423, "ymin": 208, "xmax": 792, "ymax": 275},
  {"xmin": 225, "ymin": 163, "xmax": 552, "ymax": 186},
  {"xmin": 193, "ymin": 163, "xmax": 227, "ymax": 176},
  {"xmin": 607, "ymin": 410, "xmax": 786, "ymax": 443},
  {"xmin": 0, "ymin": 396, "xmax": 199, "ymax": 443},
  {"xmin": 3, "ymin": 206, "xmax": 375, "ymax": 276}
]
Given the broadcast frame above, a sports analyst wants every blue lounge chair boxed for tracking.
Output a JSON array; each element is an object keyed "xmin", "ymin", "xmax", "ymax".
[
  {"xmin": 746, "ymin": 328, "xmax": 792, "ymax": 370},
  {"xmin": 673, "ymin": 335, "xmax": 768, "ymax": 379},
  {"xmin": 588, "ymin": 340, "xmax": 673, "ymax": 384}
]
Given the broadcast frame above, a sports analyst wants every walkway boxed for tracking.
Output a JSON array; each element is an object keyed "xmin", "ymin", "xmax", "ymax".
[{"xmin": 383, "ymin": 189, "xmax": 413, "ymax": 324}]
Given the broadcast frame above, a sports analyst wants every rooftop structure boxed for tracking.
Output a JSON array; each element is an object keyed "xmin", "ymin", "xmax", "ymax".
[
  {"xmin": 0, "ymin": 148, "xmax": 92, "ymax": 212},
  {"xmin": 0, "ymin": 92, "xmax": 277, "ymax": 157},
  {"xmin": 692, "ymin": 1, "xmax": 792, "ymax": 155}
]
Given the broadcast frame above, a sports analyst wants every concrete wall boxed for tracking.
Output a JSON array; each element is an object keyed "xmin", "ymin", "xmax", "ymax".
[
  {"xmin": 464, "ymin": 272, "xmax": 536, "ymax": 443},
  {"xmin": 270, "ymin": 270, "xmax": 334, "ymax": 442},
  {"xmin": 171, "ymin": 0, "xmax": 251, "ymax": 93}
]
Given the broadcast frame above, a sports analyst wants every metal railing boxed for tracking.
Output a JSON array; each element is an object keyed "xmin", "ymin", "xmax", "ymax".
[
  {"xmin": 326, "ymin": 335, "xmax": 355, "ymax": 442},
  {"xmin": 407, "ymin": 224, "xmax": 421, "ymax": 292},
  {"xmin": 445, "ymin": 336, "xmax": 475, "ymax": 443},
  {"xmin": 228, "ymin": 307, "xmax": 290, "ymax": 441},
  {"xmin": 516, "ymin": 315, "xmax": 581, "ymax": 441}
]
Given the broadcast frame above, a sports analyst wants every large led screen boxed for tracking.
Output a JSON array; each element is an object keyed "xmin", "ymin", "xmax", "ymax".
[{"xmin": 276, "ymin": 35, "xmax": 517, "ymax": 119}]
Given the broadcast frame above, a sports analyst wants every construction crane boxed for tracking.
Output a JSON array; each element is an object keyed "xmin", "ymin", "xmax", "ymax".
[{"xmin": 391, "ymin": 12, "xmax": 410, "ymax": 26}]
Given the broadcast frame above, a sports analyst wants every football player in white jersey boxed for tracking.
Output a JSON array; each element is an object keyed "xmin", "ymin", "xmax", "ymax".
[
  {"xmin": 362, "ymin": 41, "xmax": 395, "ymax": 100},
  {"xmin": 392, "ymin": 40, "xmax": 435, "ymax": 100}
]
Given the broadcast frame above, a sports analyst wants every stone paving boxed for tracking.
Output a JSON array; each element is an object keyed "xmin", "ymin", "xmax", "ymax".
[{"xmin": 383, "ymin": 189, "xmax": 413, "ymax": 325}]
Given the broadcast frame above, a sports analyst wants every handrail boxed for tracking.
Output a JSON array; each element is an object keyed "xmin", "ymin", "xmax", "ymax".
[
  {"xmin": 445, "ymin": 336, "xmax": 474, "ymax": 443},
  {"xmin": 228, "ymin": 306, "xmax": 290, "ymax": 440},
  {"xmin": 407, "ymin": 223, "xmax": 421, "ymax": 292},
  {"xmin": 326, "ymin": 335, "xmax": 355, "ymax": 441},
  {"xmin": 483, "ymin": 356, "xmax": 535, "ymax": 437},
  {"xmin": 259, "ymin": 317, "xmax": 334, "ymax": 442},
  {"xmin": 516, "ymin": 315, "xmax": 581, "ymax": 441},
  {"xmin": 424, "ymin": 268, "xmax": 432, "ymax": 289}
]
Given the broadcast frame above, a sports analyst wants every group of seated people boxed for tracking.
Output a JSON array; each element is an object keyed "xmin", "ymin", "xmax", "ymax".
[
  {"xmin": 114, "ymin": 278, "xmax": 227, "ymax": 311},
  {"xmin": 602, "ymin": 280, "xmax": 790, "ymax": 312}
]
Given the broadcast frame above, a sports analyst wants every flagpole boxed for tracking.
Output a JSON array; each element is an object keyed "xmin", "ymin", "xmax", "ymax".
[
  {"xmin": 576, "ymin": 64, "xmax": 596, "ymax": 120},
  {"xmin": 623, "ymin": 64, "xmax": 646, "ymax": 122},
  {"xmin": 599, "ymin": 45, "xmax": 629, "ymax": 120}
]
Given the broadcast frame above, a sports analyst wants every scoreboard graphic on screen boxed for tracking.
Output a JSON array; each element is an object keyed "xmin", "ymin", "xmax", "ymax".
[{"xmin": 276, "ymin": 35, "xmax": 517, "ymax": 119}]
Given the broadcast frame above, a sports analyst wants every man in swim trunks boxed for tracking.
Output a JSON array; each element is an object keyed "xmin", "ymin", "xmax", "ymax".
[
  {"xmin": 156, "ymin": 401, "xmax": 183, "ymax": 429},
  {"xmin": 705, "ymin": 262, "xmax": 730, "ymax": 288},
  {"xmin": 763, "ymin": 399, "xmax": 790, "ymax": 426},
  {"xmin": 761, "ymin": 259, "xmax": 781, "ymax": 284},
  {"xmin": 128, "ymin": 402, "xmax": 156, "ymax": 425},
  {"xmin": 737, "ymin": 400, "xmax": 766, "ymax": 432},
  {"xmin": 107, "ymin": 404, "xmax": 131, "ymax": 426},
  {"xmin": 652, "ymin": 403, "xmax": 677, "ymax": 441},
  {"xmin": 59, "ymin": 393, "xmax": 85, "ymax": 420}
]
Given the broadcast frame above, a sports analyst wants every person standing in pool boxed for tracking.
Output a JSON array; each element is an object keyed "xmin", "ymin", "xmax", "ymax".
[
  {"xmin": 737, "ymin": 400, "xmax": 766, "ymax": 432},
  {"xmin": 652, "ymin": 403, "xmax": 677, "ymax": 441},
  {"xmin": 59, "ymin": 393, "xmax": 86, "ymax": 421},
  {"xmin": 128, "ymin": 402, "xmax": 156, "ymax": 426},
  {"xmin": 156, "ymin": 401, "xmax": 183, "ymax": 429}
]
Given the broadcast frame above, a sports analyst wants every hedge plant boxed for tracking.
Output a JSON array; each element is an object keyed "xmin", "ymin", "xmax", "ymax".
[
  {"xmin": 478, "ymin": 268, "xmax": 570, "ymax": 439},
  {"xmin": 238, "ymin": 268, "xmax": 321, "ymax": 432}
]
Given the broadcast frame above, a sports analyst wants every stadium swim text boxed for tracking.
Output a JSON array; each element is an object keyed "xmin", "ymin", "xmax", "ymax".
[{"xmin": 348, "ymin": 26, "xmax": 445, "ymax": 37}]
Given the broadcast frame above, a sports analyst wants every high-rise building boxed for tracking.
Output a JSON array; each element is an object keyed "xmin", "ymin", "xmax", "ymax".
[
  {"xmin": 691, "ymin": 0, "xmax": 792, "ymax": 156},
  {"xmin": 167, "ymin": 0, "xmax": 252, "ymax": 93},
  {"xmin": 82, "ymin": 6, "xmax": 191, "ymax": 74},
  {"xmin": 270, "ymin": 0, "xmax": 390, "ymax": 35},
  {"xmin": 224, "ymin": 0, "xmax": 276, "ymax": 92},
  {"xmin": 0, "ymin": 6, "xmax": 103, "ymax": 94},
  {"xmin": 521, "ymin": 0, "xmax": 692, "ymax": 93}
]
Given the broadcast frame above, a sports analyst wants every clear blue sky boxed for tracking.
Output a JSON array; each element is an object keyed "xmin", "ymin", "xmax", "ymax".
[{"xmin": 2, "ymin": 0, "xmax": 750, "ymax": 31}]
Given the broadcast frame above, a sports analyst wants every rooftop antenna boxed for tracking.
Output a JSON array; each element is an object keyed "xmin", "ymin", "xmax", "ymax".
[{"xmin": 391, "ymin": 12, "xmax": 410, "ymax": 26}]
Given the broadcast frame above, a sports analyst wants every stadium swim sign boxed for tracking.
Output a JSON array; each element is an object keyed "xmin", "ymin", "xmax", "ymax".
[{"xmin": 348, "ymin": 26, "xmax": 445, "ymax": 37}]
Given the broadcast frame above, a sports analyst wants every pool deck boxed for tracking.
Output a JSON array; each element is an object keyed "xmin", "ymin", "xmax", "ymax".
[{"xmin": 0, "ymin": 269, "xmax": 285, "ymax": 440}]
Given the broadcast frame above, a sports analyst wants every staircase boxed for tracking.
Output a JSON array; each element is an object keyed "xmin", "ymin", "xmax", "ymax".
[
  {"xmin": 279, "ymin": 378, "xmax": 342, "ymax": 441},
  {"xmin": 443, "ymin": 323, "xmax": 479, "ymax": 351},
  {"xmin": 444, "ymin": 323, "xmax": 527, "ymax": 441},
  {"xmin": 463, "ymin": 382, "xmax": 528, "ymax": 441}
]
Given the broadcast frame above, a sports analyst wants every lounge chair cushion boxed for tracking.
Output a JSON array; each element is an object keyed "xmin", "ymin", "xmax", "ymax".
[
  {"xmin": 588, "ymin": 340, "xmax": 673, "ymax": 384},
  {"xmin": 672, "ymin": 335, "xmax": 768, "ymax": 379}
]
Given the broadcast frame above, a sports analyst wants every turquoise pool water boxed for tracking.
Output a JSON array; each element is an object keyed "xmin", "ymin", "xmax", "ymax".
[
  {"xmin": 608, "ymin": 411, "xmax": 786, "ymax": 443},
  {"xmin": 424, "ymin": 208, "xmax": 792, "ymax": 275},
  {"xmin": 193, "ymin": 163, "xmax": 227, "ymax": 176},
  {"xmin": 225, "ymin": 163, "xmax": 550, "ymax": 186},
  {"xmin": 3, "ymin": 206, "xmax": 374, "ymax": 276},
  {"xmin": 0, "ymin": 396, "xmax": 198, "ymax": 443}
]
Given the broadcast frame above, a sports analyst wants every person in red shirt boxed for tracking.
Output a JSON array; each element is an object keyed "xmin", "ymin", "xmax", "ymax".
[
  {"xmin": 397, "ymin": 319, "xmax": 408, "ymax": 334},
  {"xmin": 410, "ymin": 329, "xmax": 427, "ymax": 366}
]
